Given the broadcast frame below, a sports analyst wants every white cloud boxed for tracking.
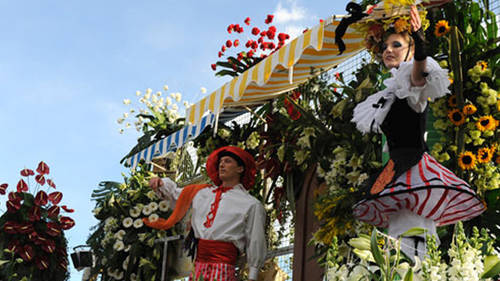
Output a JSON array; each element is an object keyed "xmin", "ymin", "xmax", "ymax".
[{"xmin": 274, "ymin": 1, "xmax": 306, "ymax": 24}]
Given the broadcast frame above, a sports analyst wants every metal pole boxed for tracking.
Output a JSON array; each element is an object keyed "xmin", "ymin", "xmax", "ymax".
[{"xmin": 156, "ymin": 235, "xmax": 182, "ymax": 281}]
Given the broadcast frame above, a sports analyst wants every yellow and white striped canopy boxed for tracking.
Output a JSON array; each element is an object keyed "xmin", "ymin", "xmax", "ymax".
[{"xmin": 186, "ymin": 16, "xmax": 365, "ymax": 125}]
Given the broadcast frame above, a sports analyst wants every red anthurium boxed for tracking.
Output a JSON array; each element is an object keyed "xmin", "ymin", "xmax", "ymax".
[
  {"xmin": 35, "ymin": 190, "xmax": 48, "ymax": 206},
  {"xmin": 40, "ymin": 240, "xmax": 56, "ymax": 253},
  {"xmin": 58, "ymin": 258, "xmax": 68, "ymax": 270},
  {"xmin": 8, "ymin": 191, "xmax": 21, "ymax": 202},
  {"xmin": 35, "ymin": 235, "xmax": 49, "ymax": 245},
  {"xmin": 6, "ymin": 240, "xmax": 21, "ymax": 253},
  {"xmin": 60, "ymin": 216, "xmax": 75, "ymax": 230},
  {"xmin": 6, "ymin": 198, "xmax": 21, "ymax": 213},
  {"xmin": 17, "ymin": 222, "xmax": 35, "ymax": 234},
  {"xmin": 28, "ymin": 206, "xmax": 42, "ymax": 222},
  {"xmin": 28, "ymin": 231, "xmax": 39, "ymax": 242},
  {"xmin": 218, "ymin": 51, "xmax": 223, "ymax": 58},
  {"xmin": 35, "ymin": 255, "xmax": 50, "ymax": 270},
  {"xmin": 46, "ymin": 222, "xmax": 61, "ymax": 237},
  {"xmin": 46, "ymin": 179, "xmax": 56, "ymax": 188},
  {"xmin": 47, "ymin": 205, "xmax": 60, "ymax": 218},
  {"xmin": 221, "ymin": 45, "xmax": 226, "ymax": 52},
  {"xmin": 0, "ymin": 183, "xmax": 7, "ymax": 195},
  {"xmin": 16, "ymin": 179, "xmax": 28, "ymax": 192},
  {"xmin": 36, "ymin": 161, "xmax": 50, "ymax": 175},
  {"xmin": 4, "ymin": 221, "xmax": 19, "ymax": 234},
  {"xmin": 20, "ymin": 168, "xmax": 35, "ymax": 177},
  {"xmin": 244, "ymin": 17, "xmax": 251, "ymax": 25},
  {"xmin": 19, "ymin": 245, "xmax": 34, "ymax": 261},
  {"xmin": 265, "ymin": 14, "xmax": 274, "ymax": 24},
  {"xmin": 56, "ymin": 247, "xmax": 68, "ymax": 257},
  {"xmin": 48, "ymin": 191, "xmax": 63, "ymax": 205},
  {"xmin": 35, "ymin": 174, "xmax": 46, "ymax": 185},
  {"xmin": 227, "ymin": 24, "xmax": 233, "ymax": 33},
  {"xmin": 251, "ymin": 27, "xmax": 260, "ymax": 35},
  {"xmin": 61, "ymin": 205, "xmax": 75, "ymax": 213}
]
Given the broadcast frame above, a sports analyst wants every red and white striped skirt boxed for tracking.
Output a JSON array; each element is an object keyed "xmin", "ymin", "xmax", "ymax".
[
  {"xmin": 189, "ymin": 262, "xmax": 236, "ymax": 281},
  {"xmin": 353, "ymin": 153, "xmax": 485, "ymax": 228}
]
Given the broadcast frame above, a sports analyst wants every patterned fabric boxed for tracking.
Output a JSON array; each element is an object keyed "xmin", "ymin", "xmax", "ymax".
[
  {"xmin": 353, "ymin": 153, "xmax": 485, "ymax": 228},
  {"xmin": 189, "ymin": 262, "xmax": 237, "ymax": 281}
]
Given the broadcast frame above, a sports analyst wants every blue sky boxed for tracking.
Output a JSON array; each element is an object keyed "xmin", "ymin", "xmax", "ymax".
[{"xmin": 0, "ymin": 0, "xmax": 350, "ymax": 279}]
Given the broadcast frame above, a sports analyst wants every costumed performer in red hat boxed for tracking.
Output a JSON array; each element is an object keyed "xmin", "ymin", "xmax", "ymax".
[
  {"xmin": 144, "ymin": 146, "xmax": 266, "ymax": 281},
  {"xmin": 338, "ymin": 1, "xmax": 485, "ymax": 260}
]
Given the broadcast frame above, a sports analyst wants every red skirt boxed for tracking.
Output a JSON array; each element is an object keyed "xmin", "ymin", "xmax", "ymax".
[
  {"xmin": 189, "ymin": 239, "xmax": 238, "ymax": 281},
  {"xmin": 353, "ymin": 153, "xmax": 485, "ymax": 228}
]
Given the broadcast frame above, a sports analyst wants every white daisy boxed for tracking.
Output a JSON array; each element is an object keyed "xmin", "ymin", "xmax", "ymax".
[
  {"xmin": 129, "ymin": 206, "xmax": 141, "ymax": 218},
  {"xmin": 142, "ymin": 205, "xmax": 152, "ymax": 216},
  {"xmin": 148, "ymin": 202, "xmax": 159, "ymax": 212},
  {"xmin": 148, "ymin": 213, "xmax": 159, "ymax": 222},
  {"xmin": 122, "ymin": 217, "xmax": 133, "ymax": 228},
  {"xmin": 113, "ymin": 230, "xmax": 126, "ymax": 240},
  {"xmin": 158, "ymin": 200, "xmax": 170, "ymax": 212},
  {"xmin": 113, "ymin": 240, "xmax": 125, "ymax": 251},
  {"xmin": 133, "ymin": 218, "xmax": 144, "ymax": 229}
]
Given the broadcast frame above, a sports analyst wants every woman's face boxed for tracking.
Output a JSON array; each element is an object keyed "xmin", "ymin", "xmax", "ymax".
[{"xmin": 382, "ymin": 33, "xmax": 412, "ymax": 69}]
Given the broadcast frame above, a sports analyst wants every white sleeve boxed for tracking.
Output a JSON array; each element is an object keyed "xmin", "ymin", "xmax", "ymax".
[
  {"xmin": 245, "ymin": 201, "xmax": 267, "ymax": 280},
  {"xmin": 389, "ymin": 57, "xmax": 451, "ymax": 113},
  {"xmin": 157, "ymin": 178, "xmax": 183, "ymax": 208}
]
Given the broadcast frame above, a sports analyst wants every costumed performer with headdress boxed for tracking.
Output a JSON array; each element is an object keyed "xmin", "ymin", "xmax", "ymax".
[
  {"xmin": 341, "ymin": 0, "xmax": 486, "ymax": 260},
  {"xmin": 143, "ymin": 146, "xmax": 266, "ymax": 281}
]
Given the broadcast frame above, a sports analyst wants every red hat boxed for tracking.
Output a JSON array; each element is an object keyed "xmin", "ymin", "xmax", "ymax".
[{"xmin": 206, "ymin": 146, "xmax": 257, "ymax": 189}]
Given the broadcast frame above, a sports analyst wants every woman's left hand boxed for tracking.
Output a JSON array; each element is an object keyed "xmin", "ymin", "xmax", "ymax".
[{"xmin": 410, "ymin": 5, "xmax": 421, "ymax": 32}]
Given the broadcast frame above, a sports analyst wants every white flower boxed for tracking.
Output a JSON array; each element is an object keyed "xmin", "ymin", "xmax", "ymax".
[
  {"xmin": 113, "ymin": 240, "xmax": 125, "ymax": 251},
  {"xmin": 135, "ymin": 90, "xmax": 141, "ymax": 96},
  {"xmin": 114, "ymin": 229, "xmax": 126, "ymax": 240},
  {"xmin": 124, "ymin": 245, "xmax": 131, "ymax": 252},
  {"xmin": 146, "ymin": 88, "xmax": 152, "ymax": 94},
  {"xmin": 200, "ymin": 87, "xmax": 207, "ymax": 94},
  {"xmin": 129, "ymin": 206, "xmax": 141, "ymax": 218},
  {"xmin": 122, "ymin": 217, "xmax": 133, "ymax": 229},
  {"xmin": 148, "ymin": 213, "xmax": 159, "ymax": 222},
  {"xmin": 166, "ymin": 97, "xmax": 172, "ymax": 106},
  {"xmin": 138, "ymin": 233, "xmax": 148, "ymax": 242},
  {"xmin": 142, "ymin": 205, "xmax": 152, "ymax": 216},
  {"xmin": 148, "ymin": 202, "xmax": 159, "ymax": 212},
  {"xmin": 129, "ymin": 108, "xmax": 135, "ymax": 113},
  {"xmin": 183, "ymin": 101, "xmax": 190, "ymax": 108},
  {"xmin": 107, "ymin": 267, "xmax": 115, "ymax": 277},
  {"xmin": 117, "ymin": 118, "xmax": 124, "ymax": 124},
  {"xmin": 114, "ymin": 270, "xmax": 124, "ymax": 280},
  {"xmin": 146, "ymin": 190, "xmax": 157, "ymax": 200},
  {"xmin": 123, "ymin": 99, "xmax": 131, "ymax": 105},
  {"xmin": 92, "ymin": 207, "xmax": 102, "ymax": 216},
  {"xmin": 125, "ymin": 123, "xmax": 131, "ymax": 128},
  {"xmin": 139, "ymin": 97, "xmax": 146, "ymax": 103},
  {"xmin": 144, "ymin": 93, "xmax": 151, "ymax": 100},
  {"xmin": 133, "ymin": 218, "xmax": 144, "ymax": 228},
  {"xmin": 156, "ymin": 91, "xmax": 162, "ymax": 97},
  {"xmin": 172, "ymin": 104, "xmax": 179, "ymax": 111},
  {"xmin": 163, "ymin": 85, "xmax": 169, "ymax": 91},
  {"xmin": 122, "ymin": 256, "xmax": 130, "ymax": 270},
  {"xmin": 123, "ymin": 112, "xmax": 129, "ymax": 118},
  {"xmin": 159, "ymin": 200, "xmax": 170, "ymax": 212}
]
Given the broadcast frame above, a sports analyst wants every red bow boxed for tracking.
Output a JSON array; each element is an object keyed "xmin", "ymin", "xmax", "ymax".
[{"xmin": 203, "ymin": 186, "xmax": 233, "ymax": 228}]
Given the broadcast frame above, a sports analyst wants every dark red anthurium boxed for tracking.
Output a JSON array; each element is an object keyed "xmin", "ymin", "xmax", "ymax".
[
  {"xmin": 47, "ymin": 179, "xmax": 56, "ymax": 188},
  {"xmin": 35, "ymin": 255, "xmax": 50, "ymax": 270},
  {"xmin": 16, "ymin": 179, "xmax": 28, "ymax": 192},
  {"xmin": 34, "ymin": 235, "xmax": 49, "ymax": 245},
  {"xmin": 35, "ymin": 190, "xmax": 48, "ymax": 206},
  {"xmin": 61, "ymin": 205, "xmax": 74, "ymax": 213},
  {"xmin": 47, "ymin": 205, "xmax": 60, "ymax": 218},
  {"xmin": 8, "ymin": 191, "xmax": 21, "ymax": 202},
  {"xmin": 6, "ymin": 240, "xmax": 21, "ymax": 253},
  {"xmin": 17, "ymin": 222, "xmax": 35, "ymax": 234},
  {"xmin": 226, "ymin": 40, "xmax": 232, "ymax": 48},
  {"xmin": 28, "ymin": 206, "xmax": 42, "ymax": 222},
  {"xmin": 48, "ymin": 191, "xmax": 63, "ymax": 205},
  {"xmin": 60, "ymin": 216, "xmax": 75, "ymax": 230},
  {"xmin": 6, "ymin": 199, "xmax": 21, "ymax": 213},
  {"xmin": 4, "ymin": 221, "xmax": 19, "ymax": 234},
  {"xmin": 36, "ymin": 161, "xmax": 50, "ymax": 175},
  {"xmin": 35, "ymin": 174, "xmax": 46, "ymax": 185},
  {"xmin": 0, "ymin": 183, "xmax": 7, "ymax": 195},
  {"xmin": 19, "ymin": 245, "xmax": 34, "ymax": 261},
  {"xmin": 20, "ymin": 168, "xmax": 35, "ymax": 177},
  {"xmin": 46, "ymin": 222, "xmax": 61, "ymax": 237},
  {"xmin": 40, "ymin": 240, "xmax": 56, "ymax": 253}
]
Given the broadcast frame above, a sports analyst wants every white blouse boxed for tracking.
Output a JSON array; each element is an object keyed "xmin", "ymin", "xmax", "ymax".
[{"xmin": 157, "ymin": 178, "xmax": 267, "ymax": 280}]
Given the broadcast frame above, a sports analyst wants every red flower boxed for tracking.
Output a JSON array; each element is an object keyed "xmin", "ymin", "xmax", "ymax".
[
  {"xmin": 235, "ymin": 25, "xmax": 243, "ymax": 33},
  {"xmin": 34, "ymin": 235, "xmax": 49, "ymax": 245},
  {"xmin": 35, "ymin": 255, "xmax": 50, "ymax": 270},
  {"xmin": 211, "ymin": 64, "xmax": 217, "ymax": 71},
  {"xmin": 335, "ymin": 72, "xmax": 341, "ymax": 80},
  {"xmin": 287, "ymin": 104, "xmax": 301, "ymax": 120},
  {"xmin": 46, "ymin": 222, "xmax": 61, "ymax": 237},
  {"xmin": 48, "ymin": 191, "xmax": 63, "ymax": 205},
  {"xmin": 17, "ymin": 179, "xmax": 28, "ymax": 192},
  {"xmin": 244, "ymin": 17, "xmax": 251, "ymax": 25},
  {"xmin": 257, "ymin": 37, "xmax": 264, "ymax": 44},
  {"xmin": 237, "ymin": 52, "xmax": 244, "ymax": 61},
  {"xmin": 251, "ymin": 41, "xmax": 259, "ymax": 49},
  {"xmin": 19, "ymin": 245, "xmax": 34, "ymax": 261},
  {"xmin": 20, "ymin": 169, "xmax": 35, "ymax": 177},
  {"xmin": 234, "ymin": 39, "xmax": 240, "ymax": 47},
  {"xmin": 58, "ymin": 258, "xmax": 68, "ymax": 270},
  {"xmin": 226, "ymin": 40, "xmax": 232, "ymax": 48},
  {"xmin": 265, "ymin": 14, "xmax": 274, "ymax": 24},
  {"xmin": 266, "ymin": 30, "xmax": 275, "ymax": 40},
  {"xmin": 28, "ymin": 206, "xmax": 42, "ymax": 222},
  {"xmin": 303, "ymin": 28, "xmax": 309, "ymax": 33},
  {"xmin": 36, "ymin": 161, "xmax": 50, "ymax": 175},
  {"xmin": 35, "ymin": 174, "xmax": 46, "ymax": 185},
  {"xmin": 34, "ymin": 190, "xmax": 48, "ymax": 206},
  {"xmin": 278, "ymin": 33, "xmax": 290, "ymax": 42},
  {"xmin": 260, "ymin": 54, "xmax": 267, "ymax": 59},
  {"xmin": 6, "ymin": 240, "xmax": 21, "ymax": 253},
  {"xmin": 291, "ymin": 91, "xmax": 301, "ymax": 100},
  {"xmin": 251, "ymin": 27, "xmax": 260, "ymax": 35},
  {"xmin": 6, "ymin": 198, "xmax": 21, "ymax": 213},
  {"xmin": 248, "ymin": 50, "xmax": 255, "ymax": 57},
  {"xmin": 0, "ymin": 183, "xmax": 7, "ymax": 195},
  {"xmin": 227, "ymin": 24, "xmax": 234, "ymax": 33},
  {"xmin": 28, "ymin": 231, "xmax": 39, "ymax": 242},
  {"xmin": 221, "ymin": 45, "xmax": 226, "ymax": 52},
  {"xmin": 260, "ymin": 42, "xmax": 268, "ymax": 50},
  {"xmin": 319, "ymin": 19, "xmax": 324, "ymax": 23},
  {"xmin": 269, "ymin": 42, "xmax": 276, "ymax": 49},
  {"xmin": 61, "ymin": 205, "xmax": 74, "ymax": 213},
  {"xmin": 4, "ymin": 221, "xmax": 19, "ymax": 234},
  {"xmin": 260, "ymin": 31, "xmax": 267, "ymax": 37},
  {"xmin": 48, "ymin": 205, "xmax": 60, "ymax": 218},
  {"xmin": 218, "ymin": 51, "xmax": 223, "ymax": 58},
  {"xmin": 40, "ymin": 240, "xmax": 56, "ymax": 253},
  {"xmin": 269, "ymin": 26, "xmax": 277, "ymax": 32},
  {"xmin": 60, "ymin": 216, "xmax": 75, "ymax": 230},
  {"xmin": 46, "ymin": 179, "xmax": 56, "ymax": 188},
  {"xmin": 17, "ymin": 222, "xmax": 35, "ymax": 234},
  {"xmin": 366, "ymin": 4, "xmax": 377, "ymax": 15}
]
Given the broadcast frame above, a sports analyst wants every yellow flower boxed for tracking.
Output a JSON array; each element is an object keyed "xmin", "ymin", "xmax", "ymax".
[
  {"xmin": 448, "ymin": 109, "xmax": 466, "ymax": 126},
  {"xmin": 394, "ymin": 18, "xmax": 410, "ymax": 33},
  {"xmin": 497, "ymin": 100, "xmax": 500, "ymax": 112},
  {"xmin": 477, "ymin": 60, "xmax": 488, "ymax": 71},
  {"xmin": 434, "ymin": 20, "xmax": 450, "ymax": 37},
  {"xmin": 477, "ymin": 147, "xmax": 493, "ymax": 163},
  {"xmin": 448, "ymin": 95, "xmax": 458, "ymax": 107},
  {"xmin": 463, "ymin": 104, "xmax": 477, "ymax": 115},
  {"xmin": 458, "ymin": 151, "xmax": 476, "ymax": 170},
  {"xmin": 476, "ymin": 115, "xmax": 498, "ymax": 131},
  {"xmin": 449, "ymin": 77, "xmax": 454, "ymax": 85}
]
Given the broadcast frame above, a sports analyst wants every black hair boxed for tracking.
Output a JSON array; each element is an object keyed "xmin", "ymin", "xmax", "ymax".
[{"xmin": 218, "ymin": 151, "xmax": 245, "ymax": 168}]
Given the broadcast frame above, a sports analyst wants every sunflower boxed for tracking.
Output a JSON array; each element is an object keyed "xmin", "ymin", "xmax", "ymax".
[
  {"xmin": 448, "ymin": 109, "xmax": 466, "ymax": 126},
  {"xmin": 458, "ymin": 151, "xmax": 476, "ymax": 170},
  {"xmin": 477, "ymin": 147, "xmax": 493, "ymax": 163},
  {"xmin": 463, "ymin": 104, "xmax": 477, "ymax": 115},
  {"xmin": 434, "ymin": 20, "xmax": 451, "ymax": 37},
  {"xmin": 477, "ymin": 60, "xmax": 488, "ymax": 71},
  {"xmin": 448, "ymin": 95, "xmax": 458, "ymax": 107},
  {"xmin": 476, "ymin": 115, "xmax": 498, "ymax": 131}
]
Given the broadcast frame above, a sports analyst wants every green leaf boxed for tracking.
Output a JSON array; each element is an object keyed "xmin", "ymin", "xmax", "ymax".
[
  {"xmin": 371, "ymin": 229, "xmax": 385, "ymax": 268},
  {"xmin": 403, "ymin": 267, "xmax": 413, "ymax": 281},
  {"xmin": 0, "ymin": 259, "xmax": 9, "ymax": 267},
  {"xmin": 481, "ymin": 255, "xmax": 500, "ymax": 278},
  {"xmin": 400, "ymin": 227, "xmax": 427, "ymax": 237}
]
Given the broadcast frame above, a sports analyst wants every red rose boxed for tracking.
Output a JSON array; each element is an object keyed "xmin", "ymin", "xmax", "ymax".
[
  {"xmin": 0, "ymin": 183, "xmax": 7, "ymax": 195},
  {"xmin": 28, "ymin": 206, "xmax": 42, "ymax": 222},
  {"xmin": 260, "ymin": 42, "xmax": 269, "ymax": 50},
  {"xmin": 226, "ymin": 40, "xmax": 232, "ymax": 48},
  {"xmin": 265, "ymin": 14, "xmax": 274, "ymax": 24},
  {"xmin": 61, "ymin": 205, "xmax": 74, "ymax": 213},
  {"xmin": 211, "ymin": 64, "xmax": 217, "ymax": 71},
  {"xmin": 48, "ymin": 205, "xmax": 60, "ymax": 218},
  {"xmin": 245, "ymin": 40, "xmax": 252, "ymax": 48},
  {"xmin": 4, "ymin": 221, "xmax": 19, "ymax": 234},
  {"xmin": 20, "ymin": 169, "xmax": 34, "ymax": 177},
  {"xmin": 234, "ymin": 39, "xmax": 239, "ymax": 47},
  {"xmin": 46, "ymin": 179, "xmax": 56, "ymax": 188},
  {"xmin": 35, "ymin": 174, "xmax": 46, "ymax": 185},
  {"xmin": 36, "ymin": 161, "xmax": 50, "ymax": 175},
  {"xmin": 60, "ymin": 216, "xmax": 75, "ymax": 230},
  {"xmin": 46, "ymin": 222, "xmax": 61, "ymax": 237},
  {"xmin": 244, "ymin": 17, "xmax": 251, "ymax": 25},
  {"xmin": 227, "ymin": 24, "xmax": 233, "ymax": 33},
  {"xmin": 48, "ymin": 191, "xmax": 63, "ymax": 205},
  {"xmin": 16, "ymin": 179, "xmax": 28, "ymax": 192},
  {"xmin": 251, "ymin": 27, "xmax": 260, "ymax": 35}
]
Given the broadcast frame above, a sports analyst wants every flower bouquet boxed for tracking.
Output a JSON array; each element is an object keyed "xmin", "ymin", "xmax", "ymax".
[{"xmin": 0, "ymin": 161, "xmax": 75, "ymax": 281}]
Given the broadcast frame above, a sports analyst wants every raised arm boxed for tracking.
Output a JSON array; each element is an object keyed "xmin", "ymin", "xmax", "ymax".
[
  {"xmin": 149, "ymin": 177, "xmax": 182, "ymax": 205},
  {"xmin": 410, "ymin": 5, "xmax": 427, "ymax": 87}
]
